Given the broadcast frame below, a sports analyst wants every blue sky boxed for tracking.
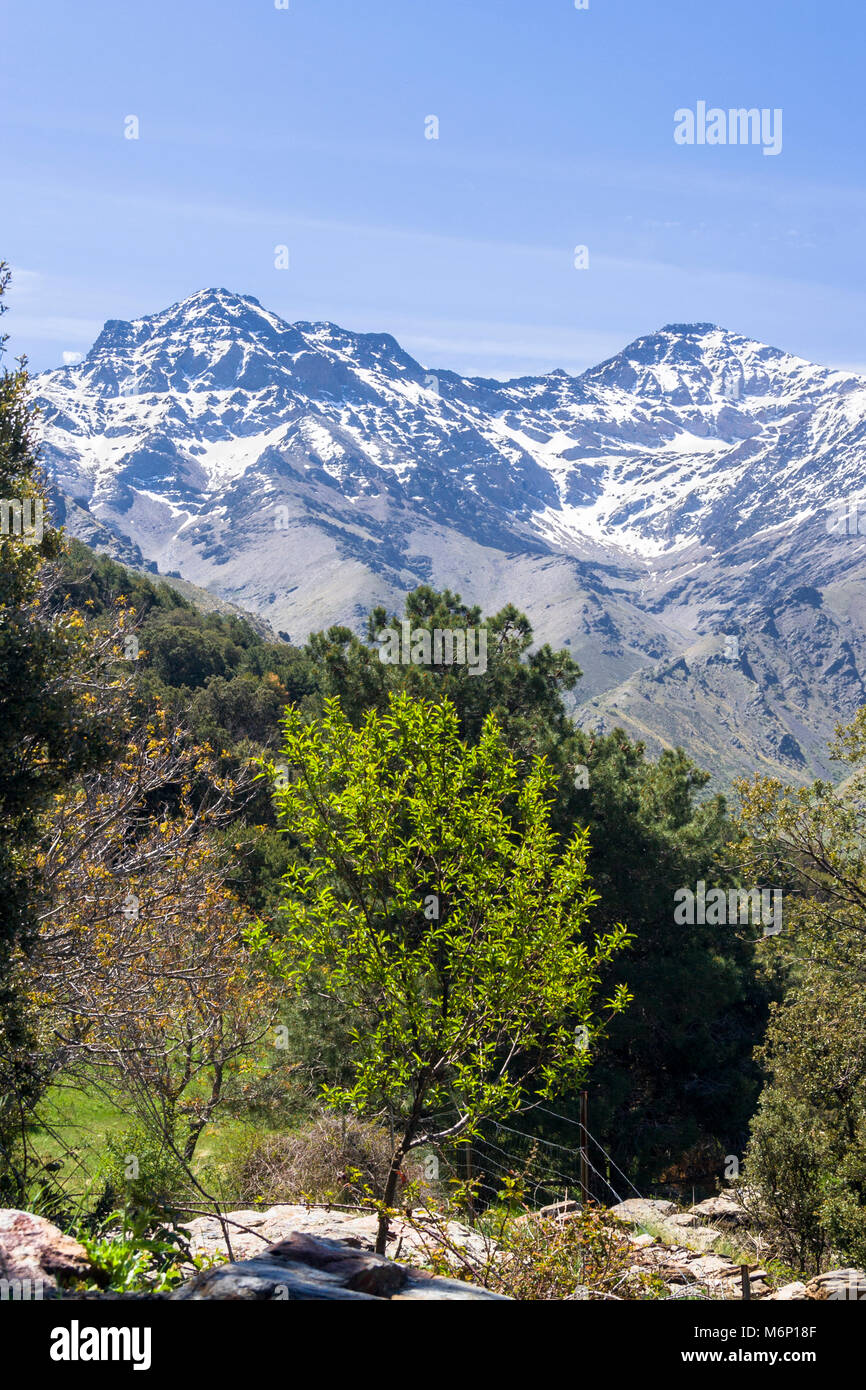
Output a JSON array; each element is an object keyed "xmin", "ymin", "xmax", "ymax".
[{"xmin": 2, "ymin": 0, "xmax": 864, "ymax": 378}]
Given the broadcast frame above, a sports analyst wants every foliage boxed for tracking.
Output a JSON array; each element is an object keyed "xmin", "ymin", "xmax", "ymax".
[
  {"xmin": 0, "ymin": 266, "xmax": 134, "ymax": 1177},
  {"xmin": 83, "ymin": 1203, "xmax": 197, "ymax": 1293},
  {"xmin": 26, "ymin": 711, "xmax": 278, "ymax": 1166},
  {"xmin": 39, "ymin": 557, "xmax": 761, "ymax": 1195},
  {"xmin": 298, "ymin": 588, "xmax": 764, "ymax": 1190},
  {"xmin": 404, "ymin": 1181, "xmax": 659, "ymax": 1300},
  {"xmin": 225, "ymin": 1113, "xmax": 423, "ymax": 1207},
  {"xmin": 98, "ymin": 1122, "xmax": 192, "ymax": 1218},
  {"xmin": 732, "ymin": 708, "xmax": 866, "ymax": 1270},
  {"xmin": 261, "ymin": 688, "xmax": 631, "ymax": 1249},
  {"xmin": 489, "ymin": 1206, "xmax": 657, "ymax": 1300}
]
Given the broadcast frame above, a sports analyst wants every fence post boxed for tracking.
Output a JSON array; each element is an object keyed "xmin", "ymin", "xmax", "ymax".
[
  {"xmin": 465, "ymin": 1144, "xmax": 475, "ymax": 1225},
  {"xmin": 580, "ymin": 1090, "xmax": 590, "ymax": 1203}
]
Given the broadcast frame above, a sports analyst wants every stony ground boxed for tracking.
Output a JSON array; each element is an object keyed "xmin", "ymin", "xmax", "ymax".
[
  {"xmin": 184, "ymin": 1203, "xmax": 495, "ymax": 1272},
  {"xmin": 183, "ymin": 1193, "xmax": 865, "ymax": 1301},
  {"xmin": 3, "ymin": 1194, "xmax": 864, "ymax": 1300},
  {"xmin": 603, "ymin": 1196, "xmax": 863, "ymax": 1300}
]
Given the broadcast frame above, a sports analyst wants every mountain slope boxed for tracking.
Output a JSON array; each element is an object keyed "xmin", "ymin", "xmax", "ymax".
[{"xmin": 34, "ymin": 289, "xmax": 866, "ymax": 784}]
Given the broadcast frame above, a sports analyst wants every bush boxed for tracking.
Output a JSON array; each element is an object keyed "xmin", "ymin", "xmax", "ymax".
[
  {"xmin": 491, "ymin": 1207, "xmax": 658, "ymax": 1300},
  {"xmin": 741, "ymin": 959, "xmax": 866, "ymax": 1275},
  {"xmin": 225, "ymin": 1114, "xmax": 424, "ymax": 1206},
  {"xmin": 98, "ymin": 1123, "xmax": 191, "ymax": 1219},
  {"xmin": 404, "ymin": 1200, "xmax": 660, "ymax": 1300}
]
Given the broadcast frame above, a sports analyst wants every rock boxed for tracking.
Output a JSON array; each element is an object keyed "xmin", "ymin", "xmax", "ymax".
[
  {"xmin": 174, "ymin": 1257, "xmax": 378, "ymax": 1301},
  {"xmin": 0, "ymin": 1209, "xmax": 95, "ymax": 1293},
  {"xmin": 538, "ymin": 1200, "xmax": 581, "ymax": 1221},
  {"xmin": 221, "ymin": 1209, "xmax": 270, "ymax": 1228},
  {"xmin": 628, "ymin": 1233, "xmax": 657, "ymax": 1249},
  {"xmin": 770, "ymin": 1281, "xmax": 808, "ymax": 1301},
  {"xmin": 184, "ymin": 1203, "xmax": 495, "ymax": 1274},
  {"xmin": 804, "ymin": 1268, "xmax": 866, "ymax": 1301},
  {"xmin": 662, "ymin": 1224, "xmax": 724, "ymax": 1253},
  {"xmin": 607, "ymin": 1198, "xmax": 676, "ymax": 1225},
  {"xmin": 661, "ymin": 1212, "xmax": 702, "ymax": 1229},
  {"xmin": 392, "ymin": 1274, "xmax": 505, "ymax": 1301},
  {"xmin": 688, "ymin": 1194, "xmax": 749, "ymax": 1226},
  {"xmin": 172, "ymin": 1229, "xmax": 507, "ymax": 1301}
]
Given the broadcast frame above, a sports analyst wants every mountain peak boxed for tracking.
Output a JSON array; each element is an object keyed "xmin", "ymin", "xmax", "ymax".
[
  {"xmin": 659, "ymin": 321, "xmax": 719, "ymax": 335},
  {"xmin": 179, "ymin": 286, "xmax": 262, "ymax": 310},
  {"xmin": 157, "ymin": 287, "xmax": 271, "ymax": 328},
  {"xmin": 581, "ymin": 321, "xmax": 826, "ymax": 405}
]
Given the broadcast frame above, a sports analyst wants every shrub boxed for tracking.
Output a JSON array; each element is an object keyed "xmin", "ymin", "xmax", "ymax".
[
  {"xmin": 98, "ymin": 1123, "xmax": 191, "ymax": 1219},
  {"xmin": 225, "ymin": 1114, "xmax": 423, "ymax": 1207},
  {"xmin": 405, "ymin": 1199, "xmax": 660, "ymax": 1300}
]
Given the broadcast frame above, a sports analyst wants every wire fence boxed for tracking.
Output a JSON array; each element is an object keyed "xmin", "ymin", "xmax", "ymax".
[{"xmin": 459, "ymin": 1103, "xmax": 640, "ymax": 1210}]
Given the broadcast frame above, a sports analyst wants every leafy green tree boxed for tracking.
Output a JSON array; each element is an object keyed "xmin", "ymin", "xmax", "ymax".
[
  {"xmin": 302, "ymin": 589, "xmax": 761, "ymax": 1189},
  {"xmin": 261, "ymin": 690, "xmax": 631, "ymax": 1251},
  {"xmin": 733, "ymin": 709, "xmax": 866, "ymax": 1269},
  {"xmin": 743, "ymin": 969, "xmax": 866, "ymax": 1272}
]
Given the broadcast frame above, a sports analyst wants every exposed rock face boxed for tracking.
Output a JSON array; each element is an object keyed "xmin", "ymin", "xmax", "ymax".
[
  {"xmin": 661, "ymin": 1212, "xmax": 703, "ymax": 1230},
  {"xmin": 35, "ymin": 292, "xmax": 866, "ymax": 786},
  {"xmin": 773, "ymin": 1281, "xmax": 809, "ymax": 1300},
  {"xmin": 4, "ymin": 1201, "xmax": 863, "ymax": 1301},
  {"xmin": 172, "ymin": 1230, "xmax": 506, "ymax": 1301},
  {"xmin": 538, "ymin": 1199, "xmax": 582, "ymax": 1220},
  {"xmin": 0, "ymin": 1209, "xmax": 95, "ymax": 1293},
  {"xmin": 623, "ymin": 1232, "xmax": 770, "ymax": 1299}
]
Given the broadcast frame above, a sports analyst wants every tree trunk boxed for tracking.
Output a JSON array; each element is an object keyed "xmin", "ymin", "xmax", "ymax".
[{"xmin": 376, "ymin": 1147, "xmax": 406, "ymax": 1255}]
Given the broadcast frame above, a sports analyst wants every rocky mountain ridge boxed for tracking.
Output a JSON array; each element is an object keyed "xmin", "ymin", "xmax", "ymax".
[{"xmin": 34, "ymin": 289, "xmax": 866, "ymax": 784}]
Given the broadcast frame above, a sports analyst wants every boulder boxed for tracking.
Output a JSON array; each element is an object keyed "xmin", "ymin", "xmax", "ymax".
[
  {"xmin": 184, "ymin": 1203, "xmax": 495, "ymax": 1272},
  {"xmin": 172, "ymin": 1229, "xmax": 507, "ymax": 1301},
  {"xmin": 0, "ymin": 1209, "xmax": 95, "ymax": 1293},
  {"xmin": 607, "ymin": 1198, "xmax": 676, "ymax": 1225},
  {"xmin": 770, "ymin": 1281, "xmax": 809, "ymax": 1301},
  {"xmin": 660, "ymin": 1211, "xmax": 702, "ymax": 1229},
  {"xmin": 658, "ymin": 1223, "xmax": 724, "ymax": 1253},
  {"xmin": 804, "ymin": 1268, "xmax": 866, "ymax": 1301},
  {"xmin": 688, "ymin": 1193, "xmax": 749, "ymax": 1226}
]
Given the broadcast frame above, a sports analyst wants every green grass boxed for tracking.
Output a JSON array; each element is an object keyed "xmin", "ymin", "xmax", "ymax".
[
  {"xmin": 26, "ymin": 1080, "xmax": 280, "ymax": 1214},
  {"xmin": 28, "ymin": 1085, "xmax": 127, "ymax": 1192}
]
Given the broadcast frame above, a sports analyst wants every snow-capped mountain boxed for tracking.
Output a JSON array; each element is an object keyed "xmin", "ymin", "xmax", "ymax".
[{"xmin": 35, "ymin": 288, "xmax": 866, "ymax": 784}]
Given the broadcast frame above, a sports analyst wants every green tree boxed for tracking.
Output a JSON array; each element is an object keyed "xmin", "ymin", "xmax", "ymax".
[
  {"xmin": 302, "ymin": 589, "xmax": 760, "ymax": 1189},
  {"xmin": 581, "ymin": 734, "xmax": 760, "ymax": 1190},
  {"xmin": 261, "ymin": 690, "xmax": 631, "ymax": 1252},
  {"xmin": 743, "ymin": 969, "xmax": 866, "ymax": 1272},
  {"xmin": 732, "ymin": 709, "xmax": 866, "ymax": 1269}
]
